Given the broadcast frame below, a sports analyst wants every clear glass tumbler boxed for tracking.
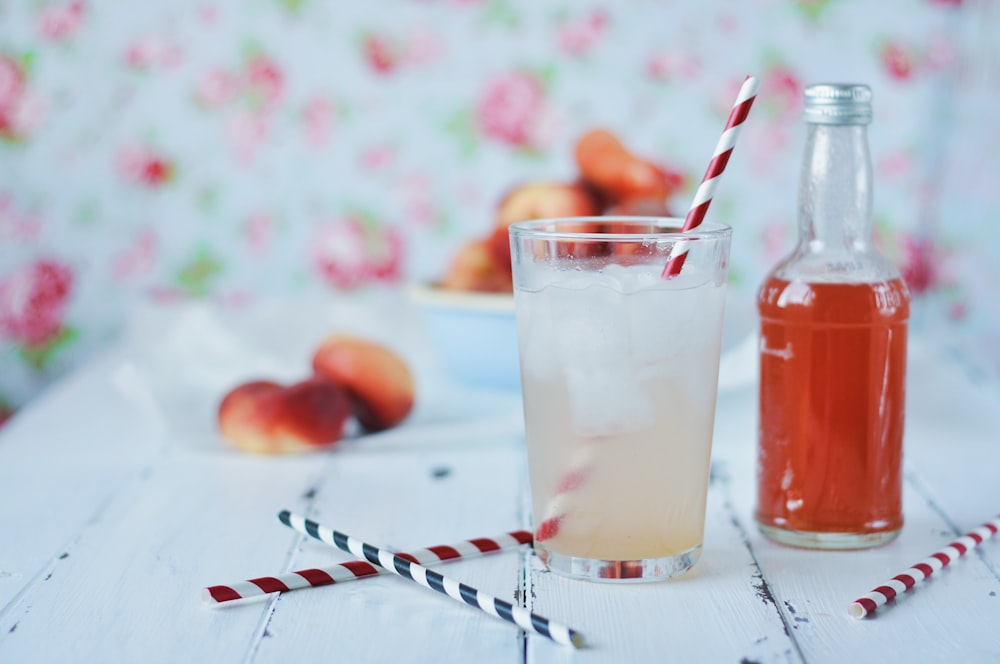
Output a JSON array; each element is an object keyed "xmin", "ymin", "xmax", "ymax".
[{"xmin": 509, "ymin": 217, "xmax": 731, "ymax": 582}]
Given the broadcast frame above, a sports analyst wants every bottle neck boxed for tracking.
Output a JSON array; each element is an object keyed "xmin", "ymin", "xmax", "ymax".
[{"xmin": 797, "ymin": 123, "xmax": 873, "ymax": 254}]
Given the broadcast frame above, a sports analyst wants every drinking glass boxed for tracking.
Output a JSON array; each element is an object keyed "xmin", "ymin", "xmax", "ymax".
[{"xmin": 510, "ymin": 217, "xmax": 731, "ymax": 582}]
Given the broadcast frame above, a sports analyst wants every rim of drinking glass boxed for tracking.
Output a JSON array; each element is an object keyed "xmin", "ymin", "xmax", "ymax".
[{"xmin": 507, "ymin": 216, "xmax": 731, "ymax": 241}]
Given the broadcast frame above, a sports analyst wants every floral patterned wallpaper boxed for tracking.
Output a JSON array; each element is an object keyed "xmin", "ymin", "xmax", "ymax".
[{"xmin": 1, "ymin": 0, "xmax": 999, "ymax": 419}]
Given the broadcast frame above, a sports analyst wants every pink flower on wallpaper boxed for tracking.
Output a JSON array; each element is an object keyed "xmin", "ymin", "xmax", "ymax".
[
  {"xmin": 0, "ymin": 54, "xmax": 42, "ymax": 141},
  {"xmin": 243, "ymin": 54, "xmax": 285, "ymax": 111},
  {"xmin": 302, "ymin": 96, "xmax": 334, "ymax": 148},
  {"xmin": 761, "ymin": 221, "xmax": 791, "ymax": 264},
  {"xmin": 0, "ymin": 259, "xmax": 74, "ymax": 348},
  {"xmin": 197, "ymin": 54, "xmax": 283, "ymax": 111},
  {"xmin": 360, "ymin": 28, "xmax": 443, "ymax": 74},
  {"xmin": 362, "ymin": 33, "xmax": 402, "ymax": 75},
  {"xmin": 924, "ymin": 35, "xmax": 958, "ymax": 72},
  {"xmin": 644, "ymin": 51, "xmax": 702, "ymax": 82},
  {"xmin": 146, "ymin": 286, "xmax": 189, "ymax": 303},
  {"xmin": 760, "ymin": 66, "xmax": 802, "ymax": 119},
  {"xmin": 368, "ymin": 232, "xmax": 405, "ymax": 282},
  {"xmin": 899, "ymin": 235, "xmax": 937, "ymax": 295},
  {"xmin": 196, "ymin": 69, "xmax": 238, "ymax": 108},
  {"xmin": 745, "ymin": 123, "xmax": 791, "ymax": 175},
  {"xmin": 557, "ymin": 10, "xmax": 608, "ymax": 56},
  {"xmin": 112, "ymin": 229, "xmax": 157, "ymax": 280},
  {"xmin": 215, "ymin": 290, "xmax": 254, "ymax": 308},
  {"xmin": 877, "ymin": 151, "xmax": 913, "ymax": 179},
  {"xmin": 716, "ymin": 12, "xmax": 739, "ymax": 34},
  {"xmin": 359, "ymin": 144, "xmax": 395, "ymax": 171},
  {"xmin": 405, "ymin": 28, "xmax": 445, "ymax": 66},
  {"xmin": 400, "ymin": 172, "xmax": 437, "ymax": 226},
  {"xmin": 947, "ymin": 301, "xmax": 967, "ymax": 321},
  {"xmin": 124, "ymin": 37, "xmax": 183, "ymax": 70},
  {"xmin": 117, "ymin": 144, "xmax": 176, "ymax": 187},
  {"xmin": 194, "ymin": 52, "xmax": 283, "ymax": 163},
  {"xmin": 476, "ymin": 71, "xmax": 546, "ymax": 148},
  {"xmin": 226, "ymin": 111, "xmax": 269, "ymax": 164},
  {"xmin": 0, "ymin": 197, "xmax": 41, "ymax": 241},
  {"xmin": 881, "ymin": 42, "xmax": 915, "ymax": 81},
  {"xmin": 38, "ymin": 1, "xmax": 86, "ymax": 41},
  {"xmin": 405, "ymin": 197, "xmax": 435, "ymax": 226},
  {"xmin": 312, "ymin": 218, "xmax": 404, "ymax": 289},
  {"xmin": 0, "ymin": 56, "xmax": 25, "ymax": 116},
  {"xmin": 244, "ymin": 211, "xmax": 274, "ymax": 255}
]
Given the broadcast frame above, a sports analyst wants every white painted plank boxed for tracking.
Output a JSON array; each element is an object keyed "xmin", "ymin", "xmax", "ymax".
[
  {"xmin": 251, "ymin": 438, "xmax": 527, "ymax": 664},
  {"xmin": 0, "ymin": 412, "xmax": 530, "ymax": 662},
  {"xmin": 738, "ymin": 497, "xmax": 1000, "ymax": 661},
  {"xmin": 2, "ymin": 316, "xmax": 1000, "ymax": 663},
  {"xmin": 0, "ymin": 296, "xmax": 531, "ymax": 662},
  {"xmin": 0, "ymin": 349, "xmax": 165, "ymax": 611},
  {"xmin": 0, "ymin": 447, "xmax": 324, "ymax": 662},
  {"xmin": 718, "ymin": 351, "xmax": 1000, "ymax": 662},
  {"xmin": 523, "ymin": 460, "xmax": 800, "ymax": 664}
]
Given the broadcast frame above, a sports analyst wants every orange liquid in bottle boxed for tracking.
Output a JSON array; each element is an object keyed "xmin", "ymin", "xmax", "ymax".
[{"xmin": 756, "ymin": 277, "xmax": 909, "ymax": 538}]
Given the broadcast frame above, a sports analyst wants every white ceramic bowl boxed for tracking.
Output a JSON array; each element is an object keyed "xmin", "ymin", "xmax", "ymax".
[{"xmin": 408, "ymin": 284, "xmax": 521, "ymax": 392}]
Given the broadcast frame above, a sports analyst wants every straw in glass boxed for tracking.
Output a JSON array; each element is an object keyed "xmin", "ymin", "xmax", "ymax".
[
  {"xmin": 203, "ymin": 529, "xmax": 532, "ymax": 605},
  {"xmin": 533, "ymin": 435, "xmax": 605, "ymax": 542},
  {"xmin": 536, "ymin": 77, "xmax": 760, "ymax": 543},
  {"xmin": 277, "ymin": 510, "xmax": 584, "ymax": 648},
  {"xmin": 662, "ymin": 75, "xmax": 759, "ymax": 278},
  {"xmin": 849, "ymin": 514, "xmax": 1000, "ymax": 618}
]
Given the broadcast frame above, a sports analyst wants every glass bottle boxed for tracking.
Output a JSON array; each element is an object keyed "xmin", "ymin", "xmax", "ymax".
[{"xmin": 755, "ymin": 83, "xmax": 910, "ymax": 549}]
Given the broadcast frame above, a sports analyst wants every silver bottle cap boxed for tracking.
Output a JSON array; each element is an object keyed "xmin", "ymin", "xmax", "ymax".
[{"xmin": 803, "ymin": 83, "xmax": 872, "ymax": 125}]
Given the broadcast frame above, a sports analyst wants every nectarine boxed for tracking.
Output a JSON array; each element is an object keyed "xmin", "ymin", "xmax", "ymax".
[
  {"xmin": 486, "ymin": 182, "xmax": 603, "ymax": 278},
  {"xmin": 440, "ymin": 238, "xmax": 513, "ymax": 293},
  {"xmin": 487, "ymin": 225, "xmax": 514, "ymax": 277},
  {"xmin": 575, "ymin": 129, "xmax": 684, "ymax": 204},
  {"xmin": 218, "ymin": 378, "xmax": 352, "ymax": 454},
  {"xmin": 312, "ymin": 334, "xmax": 415, "ymax": 432},
  {"xmin": 494, "ymin": 181, "xmax": 602, "ymax": 228}
]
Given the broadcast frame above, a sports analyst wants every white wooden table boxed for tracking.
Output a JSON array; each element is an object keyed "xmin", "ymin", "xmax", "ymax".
[{"xmin": 1, "ymin": 293, "xmax": 998, "ymax": 663}]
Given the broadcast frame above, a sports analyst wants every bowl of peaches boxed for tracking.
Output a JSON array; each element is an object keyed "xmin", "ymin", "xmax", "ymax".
[{"xmin": 411, "ymin": 129, "xmax": 687, "ymax": 392}]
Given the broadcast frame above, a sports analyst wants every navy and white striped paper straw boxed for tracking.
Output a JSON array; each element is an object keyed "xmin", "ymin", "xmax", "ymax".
[
  {"xmin": 849, "ymin": 514, "xmax": 1000, "ymax": 619},
  {"xmin": 278, "ymin": 510, "xmax": 584, "ymax": 649}
]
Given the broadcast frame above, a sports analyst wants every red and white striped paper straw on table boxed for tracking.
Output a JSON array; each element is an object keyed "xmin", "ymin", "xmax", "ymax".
[
  {"xmin": 203, "ymin": 529, "xmax": 532, "ymax": 605},
  {"xmin": 849, "ymin": 514, "xmax": 1000, "ymax": 618},
  {"xmin": 662, "ymin": 74, "xmax": 759, "ymax": 279},
  {"xmin": 278, "ymin": 510, "xmax": 584, "ymax": 648}
]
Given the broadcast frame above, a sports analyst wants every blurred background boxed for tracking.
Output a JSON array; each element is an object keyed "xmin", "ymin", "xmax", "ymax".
[{"xmin": 2, "ymin": 0, "xmax": 999, "ymax": 421}]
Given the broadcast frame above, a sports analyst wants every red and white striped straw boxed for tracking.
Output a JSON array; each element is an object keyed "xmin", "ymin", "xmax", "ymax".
[
  {"xmin": 662, "ymin": 75, "xmax": 759, "ymax": 279},
  {"xmin": 540, "ymin": 77, "xmax": 759, "ymax": 544},
  {"xmin": 534, "ymin": 435, "xmax": 605, "ymax": 543},
  {"xmin": 849, "ymin": 514, "xmax": 1000, "ymax": 619},
  {"xmin": 203, "ymin": 529, "xmax": 532, "ymax": 605},
  {"xmin": 278, "ymin": 510, "xmax": 584, "ymax": 648}
]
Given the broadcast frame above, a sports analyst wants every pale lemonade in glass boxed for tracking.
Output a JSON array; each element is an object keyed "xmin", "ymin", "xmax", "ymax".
[{"xmin": 510, "ymin": 218, "xmax": 730, "ymax": 582}]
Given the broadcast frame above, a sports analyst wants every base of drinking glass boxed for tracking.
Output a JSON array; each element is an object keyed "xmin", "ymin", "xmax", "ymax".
[
  {"xmin": 536, "ymin": 543, "xmax": 702, "ymax": 583},
  {"xmin": 756, "ymin": 522, "xmax": 901, "ymax": 550}
]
